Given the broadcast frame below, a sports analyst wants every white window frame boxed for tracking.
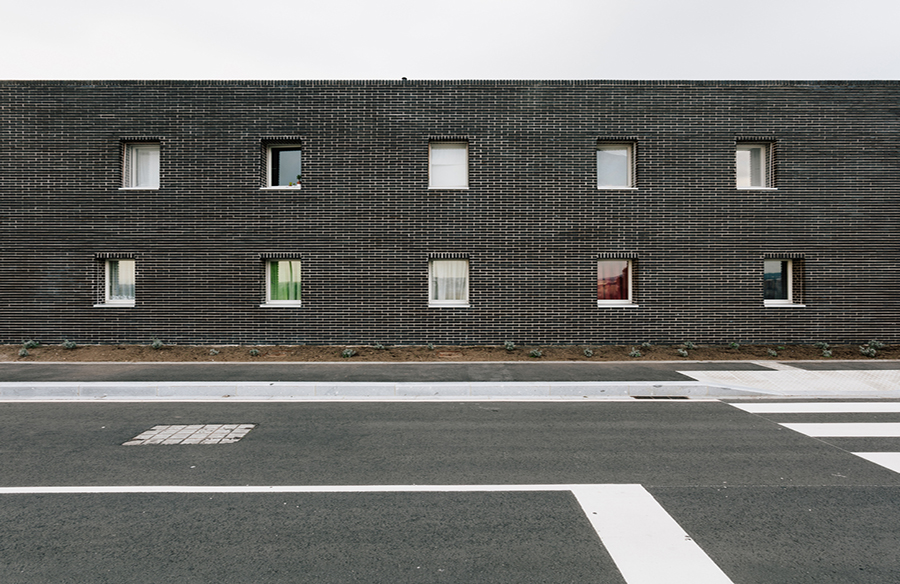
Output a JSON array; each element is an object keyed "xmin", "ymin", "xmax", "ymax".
[
  {"xmin": 98, "ymin": 259, "xmax": 135, "ymax": 307},
  {"xmin": 596, "ymin": 144, "xmax": 635, "ymax": 189},
  {"xmin": 429, "ymin": 142, "xmax": 468, "ymax": 189},
  {"xmin": 428, "ymin": 259, "xmax": 470, "ymax": 307},
  {"xmin": 262, "ymin": 260, "xmax": 302, "ymax": 306},
  {"xmin": 122, "ymin": 143, "xmax": 160, "ymax": 189},
  {"xmin": 764, "ymin": 259, "xmax": 804, "ymax": 307},
  {"xmin": 736, "ymin": 143, "xmax": 774, "ymax": 189},
  {"xmin": 597, "ymin": 259, "xmax": 636, "ymax": 307},
  {"xmin": 265, "ymin": 145, "xmax": 303, "ymax": 189}
]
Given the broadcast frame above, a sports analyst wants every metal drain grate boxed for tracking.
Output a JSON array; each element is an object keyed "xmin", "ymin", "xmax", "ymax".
[
  {"xmin": 632, "ymin": 396, "xmax": 689, "ymax": 400},
  {"xmin": 123, "ymin": 424, "xmax": 256, "ymax": 445}
]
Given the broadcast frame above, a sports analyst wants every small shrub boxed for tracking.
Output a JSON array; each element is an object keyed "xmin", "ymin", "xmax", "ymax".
[
  {"xmin": 777, "ymin": 345, "xmax": 786, "ymax": 351},
  {"xmin": 629, "ymin": 347, "xmax": 642, "ymax": 358},
  {"xmin": 814, "ymin": 342, "xmax": 830, "ymax": 350},
  {"xmin": 209, "ymin": 349, "xmax": 220, "ymax": 356},
  {"xmin": 583, "ymin": 348, "xmax": 594, "ymax": 357},
  {"xmin": 504, "ymin": 341, "xmax": 516, "ymax": 351},
  {"xmin": 150, "ymin": 339, "xmax": 165, "ymax": 350},
  {"xmin": 373, "ymin": 343, "xmax": 385, "ymax": 350},
  {"xmin": 641, "ymin": 342, "xmax": 652, "ymax": 349},
  {"xmin": 529, "ymin": 349, "xmax": 542, "ymax": 358},
  {"xmin": 22, "ymin": 340, "xmax": 40, "ymax": 349},
  {"xmin": 868, "ymin": 340, "xmax": 885, "ymax": 350},
  {"xmin": 822, "ymin": 349, "xmax": 833, "ymax": 358},
  {"xmin": 729, "ymin": 342, "xmax": 740, "ymax": 350},
  {"xmin": 677, "ymin": 348, "xmax": 689, "ymax": 358},
  {"xmin": 248, "ymin": 348, "xmax": 260, "ymax": 357},
  {"xmin": 341, "ymin": 348, "xmax": 356, "ymax": 358},
  {"xmin": 18, "ymin": 348, "xmax": 29, "ymax": 357},
  {"xmin": 426, "ymin": 343, "xmax": 435, "ymax": 351},
  {"xmin": 683, "ymin": 341, "xmax": 696, "ymax": 350},
  {"xmin": 767, "ymin": 349, "xmax": 778, "ymax": 357},
  {"xmin": 61, "ymin": 340, "xmax": 77, "ymax": 350},
  {"xmin": 860, "ymin": 346, "xmax": 877, "ymax": 358}
]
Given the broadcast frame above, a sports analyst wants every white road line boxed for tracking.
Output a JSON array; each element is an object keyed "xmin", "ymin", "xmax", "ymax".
[
  {"xmin": 853, "ymin": 453, "xmax": 900, "ymax": 474},
  {"xmin": 780, "ymin": 422, "xmax": 900, "ymax": 437},
  {"xmin": 572, "ymin": 484, "xmax": 734, "ymax": 584},
  {"xmin": 733, "ymin": 402, "xmax": 900, "ymax": 414},
  {"xmin": 0, "ymin": 483, "xmax": 734, "ymax": 584}
]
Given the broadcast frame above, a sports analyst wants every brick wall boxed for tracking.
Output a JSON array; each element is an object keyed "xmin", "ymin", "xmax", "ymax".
[{"xmin": 1, "ymin": 80, "xmax": 898, "ymax": 345}]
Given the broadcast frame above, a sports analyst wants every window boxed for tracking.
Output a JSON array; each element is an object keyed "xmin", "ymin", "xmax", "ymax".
[
  {"xmin": 429, "ymin": 142, "xmax": 468, "ymax": 189},
  {"xmin": 764, "ymin": 259, "xmax": 803, "ymax": 306},
  {"xmin": 597, "ymin": 143, "xmax": 634, "ymax": 188},
  {"xmin": 123, "ymin": 144, "xmax": 159, "ymax": 189},
  {"xmin": 104, "ymin": 260, "xmax": 135, "ymax": 306},
  {"xmin": 736, "ymin": 143, "xmax": 773, "ymax": 188},
  {"xmin": 429, "ymin": 259, "xmax": 469, "ymax": 307},
  {"xmin": 597, "ymin": 260, "xmax": 633, "ymax": 305},
  {"xmin": 265, "ymin": 260, "xmax": 302, "ymax": 305},
  {"xmin": 267, "ymin": 145, "xmax": 302, "ymax": 188}
]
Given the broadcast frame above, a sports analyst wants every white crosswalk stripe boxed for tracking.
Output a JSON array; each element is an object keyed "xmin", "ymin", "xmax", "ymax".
[{"xmin": 731, "ymin": 401, "xmax": 900, "ymax": 474}]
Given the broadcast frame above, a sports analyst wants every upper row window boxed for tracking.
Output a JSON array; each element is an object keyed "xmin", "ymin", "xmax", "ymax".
[
  {"xmin": 122, "ymin": 140, "xmax": 773, "ymax": 191},
  {"xmin": 429, "ymin": 142, "xmax": 468, "ymax": 189},
  {"xmin": 267, "ymin": 145, "xmax": 303, "ymax": 188},
  {"xmin": 597, "ymin": 143, "xmax": 634, "ymax": 189},
  {"xmin": 736, "ymin": 143, "xmax": 773, "ymax": 189},
  {"xmin": 123, "ymin": 144, "xmax": 159, "ymax": 189}
]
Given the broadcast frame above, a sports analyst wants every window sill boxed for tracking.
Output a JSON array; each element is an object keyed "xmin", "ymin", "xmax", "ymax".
[
  {"xmin": 118, "ymin": 187, "xmax": 158, "ymax": 191},
  {"xmin": 260, "ymin": 185, "xmax": 302, "ymax": 190},
  {"xmin": 429, "ymin": 303, "xmax": 470, "ymax": 308},
  {"xmin": 737, "ymin": 187, "xmax": 777, "ymax": 191},
  {"xmin": 94, "ymin": 302, "xmax": 135, "ymax": 308},
  {"xmin": 597, "ymin": 302, "xmax": 639, "ymax": 308},
  {"xmin": 597, "ymin": 186, "xmax": 637, "ymax": 190},
  {"xmin": 428, "ymin": 187, "xmax": 469, "ymax": 191},
  {"xmin": 259, "ymin": 303, "xmax": 302, "ymax": 308},
  {"xmin": 764, "ymin": 302, "xmax": 806, "ymax": 308}
]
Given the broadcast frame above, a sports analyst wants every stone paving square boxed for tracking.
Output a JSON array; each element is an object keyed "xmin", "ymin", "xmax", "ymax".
[{"xmin": 123, "ymin": 424, "xmax": 256, "ymax": 445}]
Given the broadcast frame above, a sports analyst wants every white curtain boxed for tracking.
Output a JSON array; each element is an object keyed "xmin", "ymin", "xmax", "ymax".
[
  {"xmin": 429, "ymin": 143, "xmax": 467, "ymax": 188},
  {"xmin": 597, "ymin": 147, "xmax": 630, "ymax": 187},
  {"xmin": 109, "ymin": 260, "xmax": 135, "ymax": 301},
  {"xmin": 128, "ymin": 145, "xmax": 159, "ymax": 188},
  {"xmin": 431, "ymin": 260, "xmax": 468, "ymax": 302}
]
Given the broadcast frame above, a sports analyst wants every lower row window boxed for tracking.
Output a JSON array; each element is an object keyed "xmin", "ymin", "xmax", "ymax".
[
  {"xmin": 764, "ymin": 259, "xmax": 803, "ymax": 306},
  {"xmin": 429, "ymin": 259, "xmax": 469, "ymax": 307},
  {"xmin": 597, "ymin": 260, "xmax": 633, "ymax": 306},
  {"xmin": 105, "ymin": 260, "xmax": 135, "ymax": 305},
  {"xmin": 95, "ymin": 258, "xmax": 803, "ymax": 308},
  {"xmin": 265, "ymin": 260, "xmax": 302, "ymax": 305}
]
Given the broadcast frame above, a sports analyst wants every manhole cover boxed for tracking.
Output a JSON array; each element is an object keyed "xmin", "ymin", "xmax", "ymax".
[{"xmin": 123, "ymin": 424, "xmax": 256, "ymax": 445}]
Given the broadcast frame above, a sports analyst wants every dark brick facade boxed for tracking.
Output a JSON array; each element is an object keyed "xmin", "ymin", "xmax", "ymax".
[{"xmin": 1, "ymin": 80, "xmax": 897, "ymax": 345}]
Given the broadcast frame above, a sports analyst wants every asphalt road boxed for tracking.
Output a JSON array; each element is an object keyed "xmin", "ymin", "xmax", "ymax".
[{"xmin": 1, "ymin": 400, "xmax": 899, "ymax": 583}]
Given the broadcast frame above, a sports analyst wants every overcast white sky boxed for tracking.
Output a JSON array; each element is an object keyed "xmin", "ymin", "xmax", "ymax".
[{"xmin": 2, "ymin": 0, "xmax": 898, "ymax": 80}]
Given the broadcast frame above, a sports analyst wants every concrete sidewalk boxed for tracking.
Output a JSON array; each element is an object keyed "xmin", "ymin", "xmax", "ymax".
[{"xmin": 0, "ymin": 360, "xmax": 898, "ymax": 400}]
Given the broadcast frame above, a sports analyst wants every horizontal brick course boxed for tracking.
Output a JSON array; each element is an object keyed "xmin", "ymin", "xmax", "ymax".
[{"xmin": 0, "ymin": 80, "xmax": 897, "ymax": 345}]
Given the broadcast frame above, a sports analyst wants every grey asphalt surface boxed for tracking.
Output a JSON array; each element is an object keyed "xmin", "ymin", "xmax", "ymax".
[
  {"xmin": 2, "ymin": 400, "xmax": 900, "ymax": 583},
  {"xmin": 2, "ymin": 362, "xmax": 900, "ymax": 582}
]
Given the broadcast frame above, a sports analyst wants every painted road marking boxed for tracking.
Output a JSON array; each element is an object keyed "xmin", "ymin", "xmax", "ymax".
[
  {"xmin": 780, "ymin": 422, "xmax": 900, "ymax": 437},
  {"xmin": 730, "ymin": 402, "xmax": 900, "ymax": 476},
  {"xmin": 853, "ymin": 453, "xmax": 900, "ymax": 474},
  {"xmin": 733, "ymin": 402, "xmax": 900, "ymax": 414},
  {"xmin": 0, "ymin": 483, "xmax": 734, "ymax": 584},
  {"xmin": 122, "ymin": 424, "xmax": 256, "ymax": 445}
]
